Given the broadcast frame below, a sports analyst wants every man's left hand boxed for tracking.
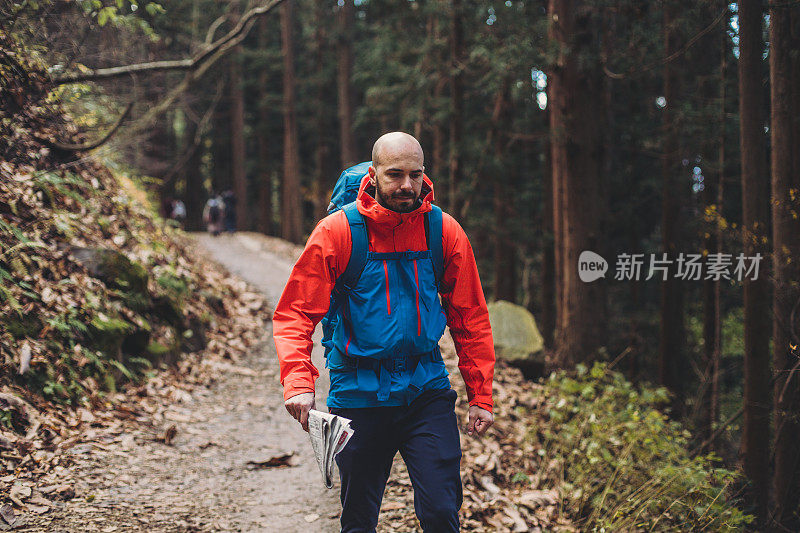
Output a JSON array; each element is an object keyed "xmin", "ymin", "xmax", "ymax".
[{"xmin": 467, "ymin": 405, "xmax": 493, "ymax": 437}]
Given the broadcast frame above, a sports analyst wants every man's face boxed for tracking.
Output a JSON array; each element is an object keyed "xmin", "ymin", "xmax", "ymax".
[{"xmin": 369, "ymin": 148, "xmax": 424, "ymax": 213}]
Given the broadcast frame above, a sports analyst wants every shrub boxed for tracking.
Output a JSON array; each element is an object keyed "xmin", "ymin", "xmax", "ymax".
[{"xmin": 537, "ymin": 362, "xmax": 752, "ymax": 531}]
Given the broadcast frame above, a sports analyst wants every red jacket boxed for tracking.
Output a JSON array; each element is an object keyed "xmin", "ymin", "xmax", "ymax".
[{"xmin": 273, "ymin": 174, "xmax": 495, "ymax": 412}]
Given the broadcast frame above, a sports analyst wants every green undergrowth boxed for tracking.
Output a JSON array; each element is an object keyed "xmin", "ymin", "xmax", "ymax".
[
  {"xmin": 0, "ymin": 35, "xmax": 234, "ymax": 412},
  {"xmin": 536, "ymin": 362, "xmax": 752, "ymax": 531},
  {"xmin": 0, "ymin": 164, "xmax": 226, "ymax": 408}
]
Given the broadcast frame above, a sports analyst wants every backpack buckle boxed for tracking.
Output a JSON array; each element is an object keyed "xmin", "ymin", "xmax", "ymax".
[{"xmin": 387, "ymin": 358, "xmax": 407, "ymax": 373}]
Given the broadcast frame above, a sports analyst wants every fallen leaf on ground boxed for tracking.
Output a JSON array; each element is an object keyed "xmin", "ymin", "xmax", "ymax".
[
  {"xmin": 161, "ymin": 424, "xmax": 177, "ymax": 445},
  {"xmin": 9, "ymin": 484, "xmax": 32, "ymax": 507},
  {"xmin": 25, "ymin": 495, "xmax": 52, "ymax": 508},
  {"xmin": 380, "ymin": 501, "xmax": 405, "ymax": 511},
  {"xmin": 9, "ymin": 484, "xmax": 31, "ymax": 499},
  {"xmin": 518, "ymin": 489, "xmax": 558, "ymax": 509},
  {"xmin": 38, "ymin": 484, "xmax": 74, "ymax": 500},
  {"xmin": 505, "ymin": 505, "xmax": 529, "ymax": 532},
  {"xmin": 18, "ymin": 343, "xmax": 31, "ymax": 375},
  {"xmin": 245, "ymin": 453, "xmax": 297, "ymax": 469},
  {"xmin": 479, "ymin": 475, "xmax": 501, "ymax": 499},
  {"xmin": 0, "ymin": 504, "xmax": 16, "ymax": 526}
]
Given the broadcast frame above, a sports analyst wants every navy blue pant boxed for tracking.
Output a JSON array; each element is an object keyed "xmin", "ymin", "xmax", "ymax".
[{"xmin": 330, "ymin": 388, "xmax": 463, "ymax": 533}]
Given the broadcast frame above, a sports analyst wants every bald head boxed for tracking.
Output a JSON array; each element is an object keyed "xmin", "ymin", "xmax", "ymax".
[
  {"xmin": 368, "ymin": 132, "xmax": 425, "ymax": 213},
  {"xmin": 371, "ymin": 131, "xmax": 424, "ymax": 168}
]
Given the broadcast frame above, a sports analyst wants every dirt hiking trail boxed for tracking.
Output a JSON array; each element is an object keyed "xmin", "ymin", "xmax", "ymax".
[{"xmin": 22, "ymin": 232, "xmax": 340, "ymax": 533}]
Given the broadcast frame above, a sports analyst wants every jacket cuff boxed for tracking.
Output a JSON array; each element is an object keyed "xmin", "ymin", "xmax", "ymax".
[
  {"xmin": 469, "ymin": 398, "xmax": 493, "ymax": 414},
  {"xmin": 283, "ymin": 381, "xmax": 315, "ymax": 402}
]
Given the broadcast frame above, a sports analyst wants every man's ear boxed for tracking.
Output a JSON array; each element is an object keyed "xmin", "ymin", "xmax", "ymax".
[{"xmin": 368, "ymin": 166, "xmax": 377, "ymax": 186}]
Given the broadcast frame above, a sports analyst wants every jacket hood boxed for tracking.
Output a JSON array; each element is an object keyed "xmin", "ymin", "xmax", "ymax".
[{"xmin": 356, "ymin": 173, "xmax": 435, "ymax": 225}]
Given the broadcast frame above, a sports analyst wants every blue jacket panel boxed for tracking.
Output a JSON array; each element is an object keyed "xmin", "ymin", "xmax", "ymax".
[{"xmin": 326, "ymin": 229, "xmax": 449, "ymax": 407}]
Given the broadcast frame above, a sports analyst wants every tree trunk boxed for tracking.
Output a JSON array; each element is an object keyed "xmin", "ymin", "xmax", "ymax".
[
  {"xmin": 491, "ymin": 80, "xmax": 516, "ymax": 302},
  {"xmin": 314, "ymin": 0, "xmax": 333, "ymax": 221},
  {"xmin": 337, "ymin": 0, "xmax": 356, "ymax": 168},
  {"xmin": 549, "ymin": 31, "xmax": 565, "ymax": 369},
  {"xmin": 157, "ymin": 111, "xmax": 178, "ymax": 201},
  {"xmin": 184, "ymin": 118, "xmax": 205, "ymax": 232},
  {"xmin": 712, "ymin": 38, "xmax": 725, "ymax": 434},
  {"xmin": 700, "ymin": 26, "xmax": 725, "ymax": 443},
  {"xmin": 211, "ymin": 81, "xmax": 231, "ymax": 194},
  {"xmin": 738, "ymin": 0, "xmax": 771, "ymax": 524},
  {"xmin": 183, "ymin": 1, "xmax": 204, "ymax": 233},
  {"xmin": 769, "ymin": 3, "xmax": 800, "ymax": 529},
  {"xmin": 448, "ymin": 0, "xmax": 464, "ymax": 215},
  {"xmin": 540, "ymin": 104, "xmax": 555, "ymax": 348},
  {"xmin": 658, "ymin": 0, "xmax": 686, "ymax": 409},
  {"xmin": 280, "ymin": 0, "xmax": 303, "ymax": 243},
  {"xmin": 256, "ymin": 15, "xmax": 273, "ymax": 235},
  {"xmin": 431, "ymin": 7, "xmax": 446, "ymax": 182},
  {"xmin": 230, "ymin": 1, "xmax": 247, "ymax": 232},
  {"xmin": 548, "ymin": 0, "xmax": 607, "ymax": 368}
]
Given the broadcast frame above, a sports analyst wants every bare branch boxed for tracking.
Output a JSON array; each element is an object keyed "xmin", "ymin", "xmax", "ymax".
[
  {"xmin": 158, "ymin": 82, "xmax": 224, "ymax": 191},
  {"xmin": 56, "ymin": 59, "xmax": 195, "ymax": 83},
  {"xmin": 205, "ymin": 15, "xmax": 228, "ymax": 45},
  {"xmin": 691, "ymin": 406, "xmax": 744, "ymax": 455},
  {"xmin": 603, "ymin": 7, "xmax": 729, "ymax": 80},
  {"xmin": 31, "ymin": 102, "xmax": 133, "ymax": 152},
  {"xmin": 38, "ymin": 0, "xmax": 282, "ymax": 150},
  {"xmin": 53, "ymin": 0, "xmax": 284, "ymax": 85},
  {"xmin": 129, "ymin": 16, "xmax": 256, "ymax": 136}
]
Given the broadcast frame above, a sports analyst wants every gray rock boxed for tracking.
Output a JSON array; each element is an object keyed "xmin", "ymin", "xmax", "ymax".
[
  {"xmin": 71, "ymin": 247, "xmax": 148, "ymax": 294},
  {"xmin": 488, "ymin": 300, "xmax": 545, "ymax": 378}
]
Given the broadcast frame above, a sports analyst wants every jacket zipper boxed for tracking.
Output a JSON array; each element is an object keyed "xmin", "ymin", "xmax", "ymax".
[
  {"xmin": 345, "ymin": 300, "xmax": 352, "ymax": 355},
  {"xmin": 383, "ymin": 260, "xmax": 391, "ymax": 315},
  {"xmin": 413, "ymin": 259, "xmax": 421, "ymax": 336}
]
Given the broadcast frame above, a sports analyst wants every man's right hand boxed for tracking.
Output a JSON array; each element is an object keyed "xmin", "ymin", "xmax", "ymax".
[{"xmin": 284, "ymin": 392, "xmax": 316, "ymax": 432}]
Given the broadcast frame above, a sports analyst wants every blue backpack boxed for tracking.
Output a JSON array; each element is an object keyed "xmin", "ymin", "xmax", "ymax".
[
  {"xmin": 326, "ymin": 161, "xmax": 372, "ymax": 213},
  {"xmin": 320, "ymin": 162, "xmax": 444, "ymax": 362}
]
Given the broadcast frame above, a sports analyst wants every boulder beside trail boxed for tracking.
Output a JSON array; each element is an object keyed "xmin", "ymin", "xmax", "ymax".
[
  {"xmin": 71, "ymin": 247, "xmax": 148, "ymax": 294},
  {"xmin": 488, "ymin": 300, "xmax": 545, "ymax": 379}
]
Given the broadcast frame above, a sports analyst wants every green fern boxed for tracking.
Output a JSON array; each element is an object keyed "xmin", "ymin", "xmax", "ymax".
[
  {"xmin": 0, "ymin": 240, "xmax": 47, "ymax": 261},
  {"xmin": 33, "ymin": 171, "xmax": 91, "ymax": 207},
  {"xmin": 127, "ymin": 356, "xmax": 153, "ymax": 368},
  {"xmin": 0, "ymin": 285, "xmax": 21, "ymax": 312},
  {"xmin": 46, "ymin": 309, "xmax": 88, "ymax": 338},
  {"xmin": 109, "ymin": 360, "xmax": 134, "ymax": 380},
  {"xmin": 8, "ymin": 256, "xmax": 27, "ymax": 276},
  {"xmin": 0, "ymin": 219, "xmax": 26, "ymax": 241}
]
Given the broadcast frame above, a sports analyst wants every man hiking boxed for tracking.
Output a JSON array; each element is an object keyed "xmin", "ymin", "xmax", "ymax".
[{"xmin": 273, "ymin": 132, "xmax": 495, "ymax": 532}]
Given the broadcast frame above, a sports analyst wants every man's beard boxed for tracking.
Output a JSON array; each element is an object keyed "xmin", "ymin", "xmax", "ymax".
[{"xmin": 376, "ymin": 186, "xmax": 419, "ymax": 213}]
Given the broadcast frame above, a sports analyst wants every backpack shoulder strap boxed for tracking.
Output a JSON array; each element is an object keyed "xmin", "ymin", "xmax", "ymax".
[
  {"xmin": 425, "ymin": 205, "xmax": 444, "ymax": 286},
  {"xmin": 338, "ymin": 201, "xmax": 369, "ymax": 291}
]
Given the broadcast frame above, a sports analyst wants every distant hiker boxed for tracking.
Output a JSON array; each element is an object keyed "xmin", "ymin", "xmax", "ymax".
[
  {"xmin": 171, "ymin": 199, "xmax": 186, "ymax": 228},
  {"xmin": 273, "ymin": 132, "xmax": 495, "ymax": 532},
  {"xmin": 160, "ymin": 196, "xmax": 173, "ymax": 222},
  {"xmin": 222, "ymin": 189, "xmax": 236, "ymax": 233},
  {"xmin": 202, "ymin": 194, "xmax": 224, "ymax": 237}
]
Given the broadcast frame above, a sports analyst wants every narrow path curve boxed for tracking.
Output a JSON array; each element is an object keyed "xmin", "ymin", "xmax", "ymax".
[{"xmin": 23, "ymin": 232, "xmax": 339, "ymax": 533}]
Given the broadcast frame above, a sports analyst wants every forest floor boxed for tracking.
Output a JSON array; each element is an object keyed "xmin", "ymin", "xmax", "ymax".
[{"xmin": 19, "ymin": 232, "xmax": 341, "ymax": 533}]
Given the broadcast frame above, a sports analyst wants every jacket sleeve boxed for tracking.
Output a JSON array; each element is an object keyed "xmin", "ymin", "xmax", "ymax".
[
  {"xmin": 272, "ymin": 214, "xmax": 350, "ymax": 401},
  {"xmin": 439, "ymin": 213, "xmax": 495, "ymax": 413}
]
